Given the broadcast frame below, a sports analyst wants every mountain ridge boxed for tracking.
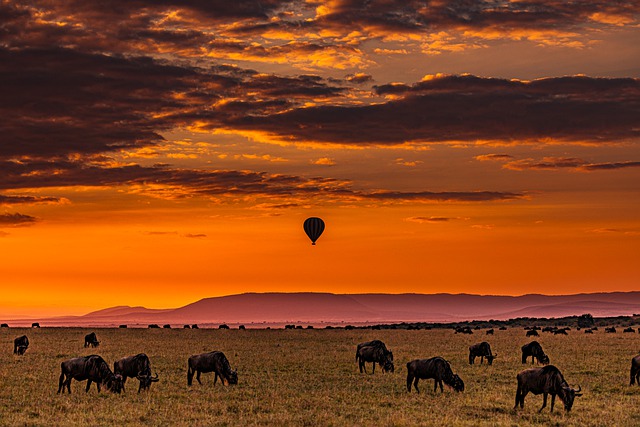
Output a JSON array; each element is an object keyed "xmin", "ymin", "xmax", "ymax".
[{"xmin": 4, "ymin": 291, "xmax": 640, "ymax": 326}]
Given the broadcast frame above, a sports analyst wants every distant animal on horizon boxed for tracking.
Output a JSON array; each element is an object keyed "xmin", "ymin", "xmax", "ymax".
[
  {"xmin": 58, "ymin": 355, "xmax": 123, "ymax": 394},
  {"xmin": 183, "ymin": 325, "xmax": 191, "ymax": 329},
  {"xmin": 13, "ymin": 335, "xmax": 29, "ymax": 355},
  {"xmin": 163, "ymin": 324, "xmax": 171, "ymax": 329},
  {"xmin": 1, "ymin": 323, "xmax": 8, "ymax": 328},
  {"xmin": 521, "ymin": 341, "xmax": 549, "ymax": 365},
  {"xmin": 191, "ymin": 324, "xmax": 199, "ymax": 329},
  {"xmin": 623, "ymin": 327, "xmax": 635, "ymax": 333},
  {"xmin": 148, "ymin": 324, "xmax": 160, "ymax": 329},
  {"xmin": 454, "ymin": 326, "xmax": 473, "ymax": 334},
  {"xmin": 84, "ymin": 332, "xmax": 99, "ymax": 348},
  {"xmin": 553, "ymin": 329, "xmax": 568, "ymax": 335},
  {"xmin": 526, "ymin": 330, "xmax": 539, "ymax": 337},
  {"xmin": 630, "ymin": 354, "xmax": 640, "ymax": 386},
  {"xmin": 187, "ymin": 351, "xmax": 237, "ymax": 386},
  {"xmin": 356, "ymin": 340, "xmax": 394, "ymax": 374},
  {"xmin": 605, "ymin": 327, "xmax": 616, "ymax": 333},
  {"xmin": 406, "ymin": 357, "xmax": 464, "ymax": 393},
  {"xmin": 499, "ymin": 326, "xmax": 507, "ymax": 330},
  {"xmin": 114, "ymin": 353, "xmax": 159, "ymax": 393},
  {"xmin": 486, "ymin": 329, "xmax": 494, "ymax": 335},
  {"xmin": 514, "ymin": 365, "xmax": 582, "ymax": 412},
  {"xmin": 31, "ymin": 322, "xmax": 40, "ymax": 328},
  {"xmin": 119, "ymin": 324, "xmax": 127, "ymax": 328},
  {"xmin": 584, "ymin": 329, "xmax": 594, "ymax": 334},
  {"xmin": 469, "ymin": 342, "xmax": 497, "ymax": 365}
]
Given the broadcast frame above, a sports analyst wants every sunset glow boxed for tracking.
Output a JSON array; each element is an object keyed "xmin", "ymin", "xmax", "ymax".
[{"xmin": 1, "ymin": 0, "xmax": 638, "ymax": 317}]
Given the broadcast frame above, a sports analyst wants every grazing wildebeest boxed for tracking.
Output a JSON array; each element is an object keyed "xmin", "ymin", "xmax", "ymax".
[
  {"xmin": 584, "ymin": 329, "xmax": 594, "ymax": 334},
  {"xmin": 191, "ymin": 324, "xmax": 199, "ymax": 329},
  {"xmin": 406, "ymin": 357, "xmax": 464, "ymax": 393},
  {"xmin": 486, "ymin": 329, "xmax": 494, "ymax": 335},
  {"xmin": 605, "ymin": 327, "xmax": 616, "ymax": 333},
  {"xmin": 514, "ymin": 365, "xmax": 582, "ymax": 412},
  {"xmin": 526, "ymin": 330, "xmax": 539, "ymax": 337},
  {"xmin": 84, "ymin": 332, "xmax": 99, "ymax": 348},
  {"xmin": 58, "ymin": 355, "xmax": 123, "ymax": 394},
  {"xmin": 356, "ymin": 340, "xmax": 394, "ymax": 373},
  {"xmin": 521, "ymin": 341, "xmax": 549, "ymax": 365},
  {"xmin": 542, "ymin": 326, "xmax": 556, "ymax": 333},
  {"xmin": 148, "ymin": 324, "xmax": 160, "ymax": 328},
  {"xmin": 455, "ymin": 326, "xmax": 473, "ymax": 334},
  {"xmin": 553, "ymin": 329, "xmax": 568, "ymax": 335},
  {"xmin": 183, "ymin": 325, "xmax": 191, "ymax": 329},
  {"xmin": 1, "ymin": 323, "xmax": 8, "ymax": 328},
  {"xmin": 630, "ymin": 355, "xmax": 640, "ymax": 385},
  {"xmin": 119, "ymin": 324, "xmax": 127, "ymax": 329},
  {"xmin": 163, "ymin": 324, "xmax": 171, "ymax": 329},
  {"xmin": 499, "ymin": 326, "xmax": 507, "ymax": 330},
  {"xmin": 114, "ymin": 353, "xmax": 159, "ymax": 392},
  {"xmin": 468, "ymin": 342, "xmax": 497, "ymax": 365},
  {"xmin": 13, "ymin": 335, "xmax": 29, "ymax": 355},
  {"xmin": 623, "ymin": 327, "xmax": 635, "ymax": 333},
  {"xmin": 187, "ymin": 351, "xmax": 237, "ymax": 386}
]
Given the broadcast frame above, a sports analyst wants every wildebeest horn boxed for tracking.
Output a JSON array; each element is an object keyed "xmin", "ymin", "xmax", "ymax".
[
  {"xmin": 151, "ymin": 372, "xmax": 159, "ymax": 382},
  {"xmin": 574, "ymin": 385, "xmax": 582, "ymax": 393},
  {"xmin": 493, "ymin": 352, "xmax": 498, "ymax": 358}
]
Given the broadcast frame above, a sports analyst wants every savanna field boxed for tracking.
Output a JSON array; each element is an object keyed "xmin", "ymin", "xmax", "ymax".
[{"xmin": 1, "ymin": 327, "xmax": 640, "ymax": 426}]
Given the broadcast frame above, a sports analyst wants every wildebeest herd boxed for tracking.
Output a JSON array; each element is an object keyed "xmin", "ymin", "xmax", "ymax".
[{"xmin": 7, "ymin": 328, "xmax": 640, "ymax": 415}]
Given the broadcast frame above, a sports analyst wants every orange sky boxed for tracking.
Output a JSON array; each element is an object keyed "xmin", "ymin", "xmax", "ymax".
[{"xmin": 0, "ymin": 1, "xmax": 639, "ymax": 317}]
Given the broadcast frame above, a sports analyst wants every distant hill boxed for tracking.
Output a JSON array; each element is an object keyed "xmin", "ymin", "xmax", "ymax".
[{"xmin": 5, "ymin": 291, "xmax": 640, "ymax": 327}]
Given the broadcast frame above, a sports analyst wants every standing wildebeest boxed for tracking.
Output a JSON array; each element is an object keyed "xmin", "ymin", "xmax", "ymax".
[
  {"xmin": 13, "ymin": 335, "xmax": 29, "ymax": 355},
  {"xmin": 553, "ymin": 329, "xmax": 568, "ymax": 335},
  {"xmin": 114, "ymin": 353, "xmax": 159, "ymax": 392},
  {"xmin": 514, "ymin": 365, "xmax": 582, "ymax": 412},
  {"xmin": 58, "ymin": 355, "xmax": 123, "ymax": 394},
  {"xmin": 406, "ymin": 357, "xmax": 464, "ymax": 393},
  {"xmin": 526, "ymin": 330, "xmax": 539, "ymax": 337},
  {"xmin": 486, "ymin": 329, "xmax": 494, "ymax": 335},
  {"xmin": 630, "ymin": 355, "xmax": 640, "ymax": 385},
  {"xmin": 84, "ymin": 332, "xmax": 99, "ymax": 348},
  {"xmin": 468, "ymin": 342, "xmax": 497, "ymax": 365},
  {"xmin": 623, "ymin": 327, "xmax": 635, "ymax": 333},
  {"xmin": 1, "ymin": 323, "xmax": 8, "ymax": 328},
  {"xmin": 187, "ymin": 351, "xmax": 237, "ymax": 386},
  {"xmin": 31, "ymin": 322, "xmax": 40, "ymax": 328},
  {"xmin": 356, "ymin": 340, "xmax": 394, "ymax": 373},
  {"xmin": 605, "ymin": 327, "xmax": 616, "ymax": 333},
  {"xmin": 521, "ymin": 341, "xmax": 549, "ymax": 365}
]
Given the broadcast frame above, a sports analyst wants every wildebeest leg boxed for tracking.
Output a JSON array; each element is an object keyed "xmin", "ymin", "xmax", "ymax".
[
  {"xmin": 196, "ymin": 371, "xmax": 202, "ymax": 385},
  {"xmin": 66, "ymin": 378, "xmax": 72, "ymax": 394},
  {"xmin": 631, "ymin": 366, "xmax": 638, "ymax": 385},
  {"xmin": 57, "ymin": 373, "xmax": 65, "ymax": 394},
  {"xmin": 371, "ymin": 362, "xmax": 375, "ymax": 374},
  {"xmin": 86, "ymin": 380, "xmax": 92, "ymax": 393},
  {"xmin": 469, "ymin": 354, "xmax": 474, "ymax": 364},
  {"xmin": 413, "ymin": 378, "xmax": 420, "ymax": 393},
  {"xmin": 538, "ymin": 393, "xmax": 547, "ymax": 413},
  {"xmin": 214, "ymin": 372, "xmax": 218, "ymax": 385},
  {"xmin": 480, "ymin": 356, "xmax": 484, "ymax": 364},
  {"xmin": 122, "ymin": 376, "xmax": 127, "ymax": 392},
  {"xmin": 406, "ymin": 373, "xmax": 413, "ymax": 392},
  {"xmin": 550, "ymin": 393, "xmax": 556, "ymax": 412},
  {"xmin": 514, "ymin": 383, "xmax": 521, "ymax": 409}
]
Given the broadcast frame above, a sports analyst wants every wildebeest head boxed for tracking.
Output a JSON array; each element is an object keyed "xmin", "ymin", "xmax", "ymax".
[
  {"xmin": 225, "ymin": 369, "xmax": 238, "ymax": 385},
  {"xmin": 558, "ymin": 384, "xmax": 582, "ymax": 411},
  {"xmin": 16, "ymin": 345, "xmax": 28, "ymax": 355},
  {"xmin": 540, "ymin": 354, "xmax": 550, "ymax": 365},
  {"xmin": 136, "ymin": 372, "xmax": 159, "ymax": 390},
  {"xmin": 105, "ymin": 374, "xmax": 124, "ymax": 394},
  {"xmin": 450, "ymin": 374, "xmax": 464, "ymax": 392},
  {"xmin": 486, "ymin": 352, "xmax": 498, "ymax": 366},
  {"xmin": 383, "ymin": 350, "xmax": 395, "ymax": 373}
]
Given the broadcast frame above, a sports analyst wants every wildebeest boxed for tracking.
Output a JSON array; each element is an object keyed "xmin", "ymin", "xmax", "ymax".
[
  {"xmin": 163, "ymin": 324, "xmax": 171, "ymax": 329},
  {"xmin": 514, "ymin": 365, "xmax": 582, "ymax": 412},
  {"xmin": 57, "ymin": 355, "xmax": 123, "ymax": 394},
  {"xmin": 521, "ymin": 341, "xmax": 549, "ymax": 365},
  {"xmin": 542, "ymin": 326, "xmax": 556, "ymax": 333},
  {"xmin": 630, "ymin": 355, "xmax": 640, "ymax": 385},
  {"xmin": 499, "ymin": 326, "xmax": 507, "ymax": 330},
  {"xmin": 119, "ymin": 324, "xmax": 127, "ymax": 329},
  {"xmin": 623, "ymin": 327, "xmax": 635, "ymax": 333},
  {"xmin": 526, "ymin": 330, "xmax": 539, "ymax": 337},
  {"xmin": 183, "ymin": 324, "xmax": 191, "ymax": 329},
  {"xmin": 406, "ymin": 357, "xmax": 464, "ymax": 393},
  {"xmin": 605, "ymin": 327, "xmax": 616, "ymax": 333},
  {"xmin": 356, "ymin": 340, "xmax": 394, "ymax": 373},
  {"xmin": 553, "ymin": 329, "xmax": 568, "ymax": 335},
  {"xmin": 114, "ymin": 353, "xmax": 159, "ymax": 392},
  {"xmin": 191, "ymin": 324, "xmax": 199, "ymax": 329},
  {"xmin": 584, "ymin": 329, "xmax": 594, "ymax": 334},
  {"xmin": 1, "ymin": 323, "xmax": 8, "ymax": 328},
  {"xmin": 468, "ymin": 342, "xmax": 497, "ymax": 365},
  {"xmin": 84, "ymin": 332, "xmax": 99, "ymax": 348},
  {"xmin": 454, "ymin": 326, "xmax": 473, "ymax": 334},
  {"xmin": 148, "ymin": 324, "xmax": 160, "ymax": 328},
  {"xmin": 486, "ymin": 329, "xmax": 494, "ymax": 335},
  {"xmin": 13, "ymin": 335, "xmax": 29, "ymax": 355},
  {"xmin": 31, "ymin": 322, "xmax": 40, "ymax": 328},
  {"xmin": 187, "ymin": 351, "xmax": 237, "ymax": 386}
]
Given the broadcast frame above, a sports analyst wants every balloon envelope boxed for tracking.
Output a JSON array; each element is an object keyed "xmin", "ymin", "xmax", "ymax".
[{"xmin": 303, "ymin": 217, "xmax": 325, "ymax": 245}]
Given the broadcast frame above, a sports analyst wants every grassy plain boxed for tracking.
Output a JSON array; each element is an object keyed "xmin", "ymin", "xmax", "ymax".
[{"xmin": 1, "ymin": 327, "xmax": 639, "ymax": 426}]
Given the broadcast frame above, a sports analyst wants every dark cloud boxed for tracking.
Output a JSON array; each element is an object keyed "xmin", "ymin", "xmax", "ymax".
[
  {"xmin": 479, "ymin": 156, "xmax": 640, "ymax": 172},
  {"xmin": 234, "ymin": 75, "xmax": 639, "ymax": 144},
  {"xmin": 184, "ymin": 233, "xmax": 207, "ymax": 238},
  {"xmin": 406, "ymin": 216, "xmax": 453, "ymax": 223},
  {"xmin": 0, "ymin": 194, "xmax": 61, "ymax": 205},
  {"xmin": 0, "ymin": 213, "xmax": 38, "ymax": 227},
  {"xmin": 581, "ymin": 161, "xmax": 640, "ymax": 171}
]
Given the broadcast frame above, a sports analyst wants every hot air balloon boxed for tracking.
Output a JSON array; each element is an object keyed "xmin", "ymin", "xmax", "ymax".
[{"xmin": 303, "ymin": 217, "xmax": 325, "ymax": 245}]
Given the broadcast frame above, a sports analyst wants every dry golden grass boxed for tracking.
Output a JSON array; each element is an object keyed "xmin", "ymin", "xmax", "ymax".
[{"xmin": 1, "ymin": 327, "xmax": 640, "ymax": 426}]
